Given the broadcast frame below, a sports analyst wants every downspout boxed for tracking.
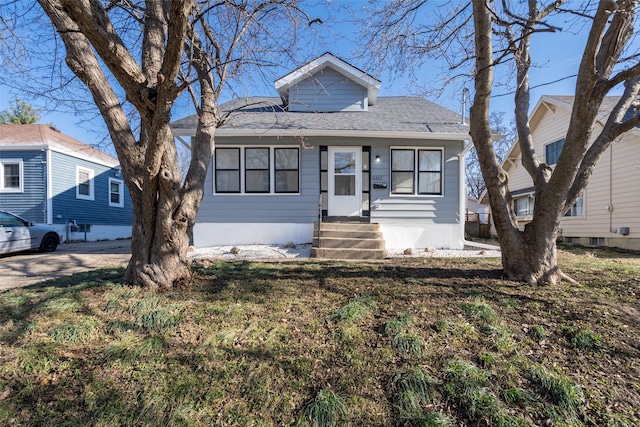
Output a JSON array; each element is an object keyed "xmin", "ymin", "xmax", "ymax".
[
  {"xmin": 458, "ymin": 141, "xmax": 472, "ymax": 249},
  {"xmin": 46, "ymin": 148, "xmax": 53, "ymax": 225}
]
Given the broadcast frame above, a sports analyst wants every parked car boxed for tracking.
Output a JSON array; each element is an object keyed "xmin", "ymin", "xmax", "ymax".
[{"xmin": 0, "ymin": 211, "xmax": 61, "ymax": 255}]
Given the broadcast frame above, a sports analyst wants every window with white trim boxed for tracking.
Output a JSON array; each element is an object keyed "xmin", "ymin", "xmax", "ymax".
[
  {"xmin": 513, "ymin": 195, "xmax": 533, "ymax": 216},
  {"xmin": 0, "ymin": 159, "xmax": 23, "ymax": 192},
  {"xmin": 108, "ymin": 178, "xmax": 124, "ymax": 207},
  {"xmin": 391, "ymin": 148, "xmax": 443, "ymax": 195},
  {"xmin": 545, "ymin": 138, "xmax": 565, "ymax": 165},
  {"xmin": 214, "ymin": 147, "xmax": 299, "ymax": 194},
  {"xmin": 76, "ymin": 166, "xmax": 94, "ymax": 200},
  {"xmin": 564, "ymin": 194, "xmax": 584, "ymax": 217}
]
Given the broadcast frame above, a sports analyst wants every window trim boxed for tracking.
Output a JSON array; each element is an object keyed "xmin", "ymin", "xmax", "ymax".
[
  {"xmin": 215, "ymin": 147, "xmax": 241, "ymax": 193},
  {"xmin": 0, "ymin": 159, "xmax": 24, "ymax": 193},
  {"xmin": 563, "ymin": 194, "xmax": 584, "ymax": 218},
  {"xmin": 108, "ymin": 177, "xmax": 125, "ymax": 208},
  {"xmin": 213, "ymin": 146, "xmax": 300, "ymax": 195},
  {"xmin": 513, "ymin": 193, "xmax": 534, "ymax": 217},
  {"xmin": 545, "ymin": 138, "xmax": 565, "ymax": 166},
  {"xmin": 390, "ymin": 147, "xmax": 444, "ymax": 197},
  {"xmin": 244, "ymin": 147, "xmax": 270, "ymax": 194},
  {"xmin": 76, "ymin": 166, "xmax": 95, "ymax": 201}
]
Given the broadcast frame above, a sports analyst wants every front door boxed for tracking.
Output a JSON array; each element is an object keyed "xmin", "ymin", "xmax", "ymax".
[{"xmin": 328, "ymin": 146, "xmax": 362, "ymax": 216}]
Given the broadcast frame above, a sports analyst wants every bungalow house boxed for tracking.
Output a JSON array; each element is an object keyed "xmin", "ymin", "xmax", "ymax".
[
  {"xmin": 171, "ymin": 53, "xmax": 473, "ymax": 257},
  {"xmin": 0, "ymin": 124, "xmax": 132, "ymax": 241},
  {"xmin": 488, "ymin": 95, "xmax": 640, "ymax": 250}
]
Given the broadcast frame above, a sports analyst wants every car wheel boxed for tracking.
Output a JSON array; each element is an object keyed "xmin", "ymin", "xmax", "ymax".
[{"xmin": 40, "ymin": 233, "xmax": 59, "ymax": 252}]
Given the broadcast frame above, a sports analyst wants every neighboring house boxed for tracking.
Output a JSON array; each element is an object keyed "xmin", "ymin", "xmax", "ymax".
[
  {"xmin": 171, "ymin": 53, "xmax": 472, "ymax": 250},
  {"xmin": 0, "ymin": 124, "xmax": 132, "ymax": 242},
  {"xmin": 486, "ymin": 95, "xmax": 640, "ymax": 250}
]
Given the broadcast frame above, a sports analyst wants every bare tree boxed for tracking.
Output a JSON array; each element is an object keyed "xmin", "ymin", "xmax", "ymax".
[
  {"xmin": 33, "ymin": 0, "xmax": 312, "ymax": 289},
  {"xmin": 466, "ymin": 111, "xmax": 514, "ymax": 200},
  {"xmin": 362, "ymin": 1, "xmax": 640, "ymax": 284}
]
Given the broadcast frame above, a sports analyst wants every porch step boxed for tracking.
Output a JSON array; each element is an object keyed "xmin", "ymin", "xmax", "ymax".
[{"xmin": 311, "ymin": 222, "xmax": 387, "ymax": 260}]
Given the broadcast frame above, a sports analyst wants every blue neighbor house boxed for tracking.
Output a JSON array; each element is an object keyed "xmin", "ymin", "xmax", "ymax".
[{"xmin": 0, "ymin": 124, "xmax": 132, "ymax": 242}]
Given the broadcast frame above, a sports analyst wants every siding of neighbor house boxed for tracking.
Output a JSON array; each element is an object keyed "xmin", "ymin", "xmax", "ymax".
[
  {"xmin": 50, "ymin": 151, "xmax": 132, "ymax": 226},
  {"xmin": 0, "ymin": 149, "xmax": 47, "ymax": 222},
  {"xmin": 506, "ymin": 101, "xmax": 640, "ymax": 249},
  {"xmin": 288, "ymin": 67, "xmax": 367, "ymax": 112}
]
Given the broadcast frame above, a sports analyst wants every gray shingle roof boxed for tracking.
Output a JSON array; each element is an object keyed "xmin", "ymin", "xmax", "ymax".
[{"xmin": 171, "ymin": 96, "xmax": 470, "ymax": 137}]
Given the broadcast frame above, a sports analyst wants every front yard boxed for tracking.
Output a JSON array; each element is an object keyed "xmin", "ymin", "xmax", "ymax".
[{"xmin": 0, "ymin": 249, "xmax": 638, "ymax": 426}]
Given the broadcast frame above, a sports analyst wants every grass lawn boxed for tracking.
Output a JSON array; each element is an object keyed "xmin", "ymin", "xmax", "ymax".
[{"xmin": 0, "ymin": 248, "xmax": 639, "ymax": 426}]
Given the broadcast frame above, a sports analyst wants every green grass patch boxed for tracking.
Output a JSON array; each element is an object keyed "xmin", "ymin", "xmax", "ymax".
[
  {"xmin": 297, "ymin": 389, "xmax": 347, "ymax": 427},
  {"xmin": 329, "ymin": 295, "xmax": 377, "ymax": 323},
  {"xmin": 563, "ymin": 326, "xmax": 603, "ymax": 350}
]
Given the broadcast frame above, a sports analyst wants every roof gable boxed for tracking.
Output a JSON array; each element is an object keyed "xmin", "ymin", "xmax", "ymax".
[{"xmin": 275, "ymin": 53, "xmax": 381, "ymax": 106}]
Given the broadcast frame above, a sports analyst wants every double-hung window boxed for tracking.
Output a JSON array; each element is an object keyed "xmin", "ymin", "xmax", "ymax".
[
  {"xmin": 108, "ymin": 178, "xmax": 125, "ymax": 207},
  {"xmin": 513, "ymin": 195, "xmax": 533, "ymax": 216},
  {"xmin": 275, "ymin": 148, "xmax": 299, "ymax": 193},
  {"xmin": 0, "ymin": 159, "xmax": 23, "ymax": 192},
  {"xmin": 76, "ymin": 166, "xmax": 94, "ymax": 200},
  {"xmin": 391, "ymin": 148, "xmax": 443, "ymax": 195},
  {"xmin": 564, "ymin": 194, "xmax": 584, "ymax": 217},
  {"xmin": 545, "ymin": 138, "xmax": 565, "ymax": 165},
  {"xmin": 214, "ymin": 147, "xmax": 299, "ymax": 194}
]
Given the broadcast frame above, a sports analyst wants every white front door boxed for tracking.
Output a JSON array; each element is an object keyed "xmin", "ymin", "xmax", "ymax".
[{"xmin": 328, "ymin": 146, "xmax": 362, "ymax": 216}]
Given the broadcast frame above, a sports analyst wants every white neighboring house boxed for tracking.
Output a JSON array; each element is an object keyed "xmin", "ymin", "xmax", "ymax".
[
  {"xmin": 483, "ymin": 95, "xmax": 640, "ymax": 250},
  {"xmin": 172, "ymin": 53, "xmax": 475, "ymax": 251}
]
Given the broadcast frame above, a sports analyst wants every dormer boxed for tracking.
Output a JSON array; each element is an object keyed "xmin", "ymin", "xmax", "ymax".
[{"xmin": 274, "ymin": 53, "xmax": 381, "ymax": 112}]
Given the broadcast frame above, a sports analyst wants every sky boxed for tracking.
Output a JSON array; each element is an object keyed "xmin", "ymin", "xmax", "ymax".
[{"xmin": 0, "ymin": 1, "xmax": 635, "ymax": 155}]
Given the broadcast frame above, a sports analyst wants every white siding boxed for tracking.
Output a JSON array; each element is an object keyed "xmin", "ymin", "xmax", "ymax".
[{"xmin": 504, "ymin": 101, "xmax": 640, "ymax": 248}]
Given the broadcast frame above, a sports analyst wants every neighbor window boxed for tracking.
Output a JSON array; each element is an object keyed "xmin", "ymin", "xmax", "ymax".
[
  {"xmin": 564, "ymin": 194, "xmax": 583, "ymax": 217},
  {"xmin": 545, "ymin": 138, "xmax": 565, "ymax": 165},
  {"xmin": 108, "ymin": 178, "xmax": 124, "ymax": 208},
  {"xmin": 76, "ymin": 167, "xmax": 94, "ymax": 200},
  {"xmin": 214, "ymin": 147, "xmax": 299, "ymax": 194},
  {"xmin": 0, "ymin": 159, "xmax": 23, "ymax": 192},
  {"xmin": 391, "ymin": 148, "xmax": 443, "ymax": 195},
  {"xmin": 513, "ymin": 195, "xmax": 533, "ymax": 216}
]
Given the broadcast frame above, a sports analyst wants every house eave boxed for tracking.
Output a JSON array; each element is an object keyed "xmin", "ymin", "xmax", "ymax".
[
  {"xmin": 172, "ymin": 128, "xmax": 470, "ymax": 141},
  {"xmin": 1, "ymin": 144, "xmax": 120, "ymax": 169}
]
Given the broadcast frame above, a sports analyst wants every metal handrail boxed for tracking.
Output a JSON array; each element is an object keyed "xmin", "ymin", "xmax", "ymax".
[{"xmin": 316, "ymin": 195, "xmax": 322, "ymax": 243}]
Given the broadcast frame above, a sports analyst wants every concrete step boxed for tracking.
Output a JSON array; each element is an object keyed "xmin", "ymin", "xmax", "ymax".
[
  {"xmin": 311, "ymin": 222, "xmax": 387, "ymax": 260},
  {"xmin": 312, "ymin": 237, "xmax": 386, "ymax": 250},
  {"xmin": 314, "ymin": 222, "xmax": 381, "ymax": 232},
  {"xmin": 315, "ymin": 230, "xmax": 384, "ymax": 239},
  {"xmin": 310, "ymin": 247, "xmax": 388, "ymax": 260}
]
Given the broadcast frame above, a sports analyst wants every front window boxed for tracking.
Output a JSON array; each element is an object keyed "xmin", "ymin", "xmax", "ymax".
[
  {"xmin": 0, "ymin": 159, "xmax": 23, "ymax": 192},
  {"xmin": 564, "ymin": 194, "xmax": 584, "ymax": 217},
  {"xmin": 391, "ymin": 148, "xmax": 443, "ymax": 195},
  {"xmin": 214, "ymin": 147, "xmax": 299, "ymax": 194},
  {"xmin": 76, "ymin": 167, "xmax": 94, "ymax": 200},
  {"xmin": 215, "ymin": 148, "xmax": 241, "ymax": 193},
  {"xmin": 545, "ymin": 138, "xmax": 565, "ymax": 165},
  {"xmin": 108, "ymin": 178, "xmax": 124, "ymax": 207},
  {"xmin": 275, "ymin": 148, "xmax": 299, "ymax": 193}
]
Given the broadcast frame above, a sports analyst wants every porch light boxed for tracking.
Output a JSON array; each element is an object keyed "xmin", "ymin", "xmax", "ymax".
[{"xmin": 375, "ymin": 155, "xmax": 380, "ymax": 162}]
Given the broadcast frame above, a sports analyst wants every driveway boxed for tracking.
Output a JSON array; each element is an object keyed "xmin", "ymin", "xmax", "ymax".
[{"xmin": 0, "ymin": 239, "xmax": 131, "ymax": 291}]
